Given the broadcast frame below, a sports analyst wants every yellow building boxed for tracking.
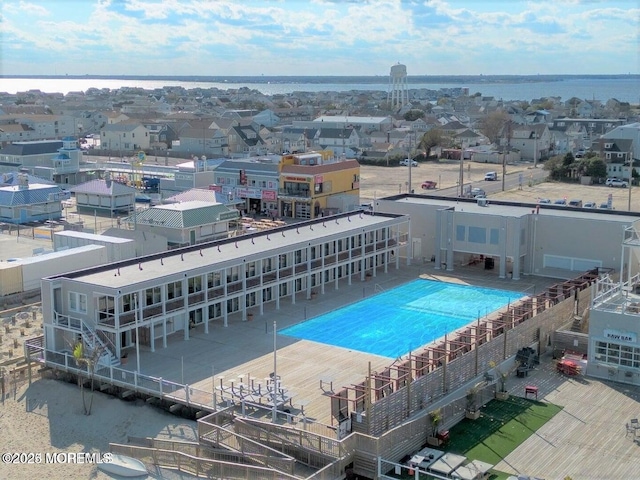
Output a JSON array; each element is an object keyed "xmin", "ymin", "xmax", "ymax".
[{"xmin": 279, "ymin": 152, "xmax": 361, "ymax": 219}]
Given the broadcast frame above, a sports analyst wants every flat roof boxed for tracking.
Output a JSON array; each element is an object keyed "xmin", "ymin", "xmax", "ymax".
[
  {"xmin": 54, "ymin": 230, "xmax": 132, "ymax": 244},
  {"xmin": 19, "ymin": 245, "xmax": 105, "ymax": 265},
  {"xmin": 384, "ymin": 195, "xmax": 640, "ymax": 221},
  {"xmin": 58, "ymin": 212, "xmax": 406, "ymax": 289}
]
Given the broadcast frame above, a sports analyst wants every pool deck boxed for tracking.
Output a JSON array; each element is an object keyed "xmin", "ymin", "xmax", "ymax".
[
  {"xmin": 496, "ymin": 353, "xmax": 640, "ymax": 480},
  {"xmin": 116, "ymin": 263, "xmax": 640, "ymax": 479},
  {"xmin": 129, "ymin": 262, "xmax": 555, "ymax": 427}
]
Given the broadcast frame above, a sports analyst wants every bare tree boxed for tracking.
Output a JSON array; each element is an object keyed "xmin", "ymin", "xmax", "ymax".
[
  {"xmin": 479, "ymin": 111, "xmax": 510, "ymax": 147},
  {"xmin": 73, "ymin": 341, "xmax": 104, "ymax": 415},
  {"xmin": 418, "ymin": 129, "xmax": 443, "ymax": 159}
]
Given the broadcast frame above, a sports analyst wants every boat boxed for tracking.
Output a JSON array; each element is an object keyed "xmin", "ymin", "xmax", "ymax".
[{"xmin": 98, "ymin": 454, "xmax": 148, "ymax": 477}]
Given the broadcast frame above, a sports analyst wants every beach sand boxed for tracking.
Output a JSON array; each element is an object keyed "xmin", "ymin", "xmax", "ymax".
[{"xmin": 0, "ymin": 377, "xmax": 198, "ymax": 480}]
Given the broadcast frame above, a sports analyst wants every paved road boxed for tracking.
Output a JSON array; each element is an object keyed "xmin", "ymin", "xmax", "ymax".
[{"xmin": 433, "ymin": 166, "xmax": 548, "ymax": 198}]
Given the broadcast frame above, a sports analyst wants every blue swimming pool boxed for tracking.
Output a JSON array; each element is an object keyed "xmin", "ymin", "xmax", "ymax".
[{"xmin": 280, "ymin": 279, "xmax": 524, "ymax": 358}]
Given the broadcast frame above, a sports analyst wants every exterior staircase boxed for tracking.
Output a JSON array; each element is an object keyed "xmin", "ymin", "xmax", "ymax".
[{"xmin": 52, "ymin": 312, "xmax": 120, "ymax": 367}]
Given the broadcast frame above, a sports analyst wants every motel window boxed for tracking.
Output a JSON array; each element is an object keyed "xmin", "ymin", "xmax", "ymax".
[
  {"xmin": 69, "ymin": 292, "xmax": 87, "ymax": 314},
  {"xmin": 188, "ymin": 275, "xmax": 202, "ymax": 293},
  {"xmin": 167, "ymin": 281, "xmax": 183, "ymax": 300},
  {"xmin": 456, "ymin": 225, "xmax": 465, "ymax": 242},
  {"xmin": 468, "ymin": 226, "xmax": 487, "ymax": 244},
  {"xmin": 145, "ymin": 287, "xmax": 161, "ymax": 306},
  {"xmin": 246, "ymin": 262, "xmax": 257, "ymax": 278},
  {"xmin": 121, "ymin": 293, "xmax": 134, "ymax": 312},
  {"xmin": 207, "ymin": 272, "xmax": 221, "ymax": 288},
  {"xmin": 490, "ymin": 228, "xmax": 500, "ymax": 245}
]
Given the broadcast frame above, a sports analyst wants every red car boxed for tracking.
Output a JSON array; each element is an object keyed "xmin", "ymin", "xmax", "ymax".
[{"xmin": 421, "ymin": 180, "xmax": 437, "ymax": 190}]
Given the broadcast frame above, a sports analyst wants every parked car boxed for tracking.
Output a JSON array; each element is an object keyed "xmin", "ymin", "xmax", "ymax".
[
  {"xmin": 568, "ymin": 199, "xmax": 583, "ymax": 207},
  {"xmin": 599, "ymin": 203, "xmax": 613, "ymax": 210},
  {"xmin": 470, "ymin": 187, "xmax": 486, "ymax": 198},
  {"xmin": 484, "ymin": 171, "xmax": 498, "ymax": 181},
  {"xmin": 421, "ymin": 180, "xmax": 437, "ymax": 189},
  {"xmin": 399, "ymin": 158, "xmax": 418, "ymax": 167},
  {"xmin": 607, "ymin": 178, "xmax": 628, "ymax": 188},
  {"xmin": 554, "ymin": 199, "xmax": 567, "ymax": 205},
  {"xmin": 538, "ymin": 198, "xmax": 551, "ymax": 204},
  {"xmin": 583, "ymin": 201, "xmax": 597, "ymax": 208}
]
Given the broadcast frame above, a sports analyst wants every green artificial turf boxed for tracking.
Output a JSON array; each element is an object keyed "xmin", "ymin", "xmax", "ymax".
[{"xmin": 447, "ymin": 396, "xmax": 563, "ymax": 466}]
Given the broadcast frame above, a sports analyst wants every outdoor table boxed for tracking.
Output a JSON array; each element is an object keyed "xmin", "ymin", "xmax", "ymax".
[
  {"xmin": 429, "ymin": 452, "xmax": 467, "ymax": 475},
  {"xmin": 452, "ymin": 460, "xmax": 494, "ymax": 480},
  {"xmin": 415, "ymin": 447, "xmax": 444, "ymax": 469}
]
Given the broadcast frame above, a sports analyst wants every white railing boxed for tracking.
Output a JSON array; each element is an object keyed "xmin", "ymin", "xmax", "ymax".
[
  {"xmin": 31, "ymin": 341, "xmax": 332, "ymax": 437},
  {"xmin": 52, "ymin": 312, "xmax": 118, "ymax": 366}
]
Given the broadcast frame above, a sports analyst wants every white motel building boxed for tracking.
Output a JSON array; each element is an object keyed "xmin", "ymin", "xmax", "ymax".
[{"xmin": 42, "ymin": 211, "xmax": 411, "ymax": 364}]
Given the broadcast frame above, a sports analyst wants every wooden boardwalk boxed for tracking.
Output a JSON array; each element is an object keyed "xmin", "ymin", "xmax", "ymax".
[{"xmin": 497, "ymin": 357, "xmax": 640, "ymax": 480}]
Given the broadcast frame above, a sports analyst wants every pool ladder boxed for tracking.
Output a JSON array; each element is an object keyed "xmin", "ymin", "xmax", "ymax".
[{"xmin": 374, "ymin": 283, "xmax": 385, "ymax": 293}]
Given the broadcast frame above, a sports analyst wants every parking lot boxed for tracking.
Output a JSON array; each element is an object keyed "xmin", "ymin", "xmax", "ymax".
[{"xmin": 359, "ymin": 161, "xmax": 640, "ymax": 212}]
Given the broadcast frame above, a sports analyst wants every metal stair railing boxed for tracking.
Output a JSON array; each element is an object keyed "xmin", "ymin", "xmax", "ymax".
[{"xmin": 52, "ymin": 311, "xmax": 118, "ymax": 365}]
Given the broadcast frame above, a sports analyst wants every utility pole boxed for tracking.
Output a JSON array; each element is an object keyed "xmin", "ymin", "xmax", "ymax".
[
  {"xmin": 408, "ymin": 132, "xmax": 412, "ymax": 193},
  {"xmin": 533, "ymin": 128, "xmax": 538, "ymax": 169},
  {"xmin": 628, "ymin": 149, "xmax": 634, "ymax": 211}
]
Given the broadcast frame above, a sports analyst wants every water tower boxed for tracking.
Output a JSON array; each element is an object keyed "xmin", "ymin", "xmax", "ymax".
[{"xmin": 388, "ymin": 63, "xmax": 408, "ymax": 109}]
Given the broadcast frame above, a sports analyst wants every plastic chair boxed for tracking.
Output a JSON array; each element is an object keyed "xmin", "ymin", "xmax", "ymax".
[{"xmin": 627, "ymin": 423, "xmax": 635, "ymax": 437}]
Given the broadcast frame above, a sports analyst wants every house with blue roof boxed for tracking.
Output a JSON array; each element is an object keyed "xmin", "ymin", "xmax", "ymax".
[{"xmin": 0, "ymin": 172, "xmax": 65, "ymax": 224}]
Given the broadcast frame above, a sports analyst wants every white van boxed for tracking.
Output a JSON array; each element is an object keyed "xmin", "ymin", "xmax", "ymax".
[{"xmin": 484, "ymin": 171, "xmax": 498, "ymax": 181}]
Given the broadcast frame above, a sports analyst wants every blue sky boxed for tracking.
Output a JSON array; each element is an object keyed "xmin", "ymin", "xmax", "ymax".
[{"xmin": 1, "ymin": 0, "xmax": 638, "ymax": 76}]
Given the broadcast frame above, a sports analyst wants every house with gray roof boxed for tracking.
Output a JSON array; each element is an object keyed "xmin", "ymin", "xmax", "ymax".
[
  {"xmin": 70, "ymin": 175, "xmax": 137, "ymax": 215},
  {"xmin": 123, "ymin": 200, "xmax": 239, "ymax": 246},
  {"xmin": 164, "ymin": 188, "xmax": 227, "ymax": 205}
]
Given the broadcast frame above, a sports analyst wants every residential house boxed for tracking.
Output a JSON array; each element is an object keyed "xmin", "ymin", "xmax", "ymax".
[
  {"xmin": 172, "ymin": 126, "xmax": 228, "ymax": 157},
  {"xmin": 313, "ymin": 127, "xmax": 360, "ymax": 155},
  {"xmin": 252, "ymin": 109, "xmax": 281, "ymax": 129},
  {"xmin": 280, "ymin": 127, "xmax": 315, "ymax": 154},
  {"xmin": 227, "ymin": 124, "xmax": 267, "ymax": 156},
  {"xmin": 0, "ymin": 114, "xmax": 76, "ymax": 143},
  {"xmin": 100, "ymin": 123, "xmax": 151, "ymax": 155},
  {"xmin": 293, "ymin": 115, "xmax": 393, "ymax": 134},
  {"xmin": 511, "ymin": 124, "xmax": 551, "ymax": 162},
  {"xmin": 596, "ymin": 138, "xmax": 633, "ymax": 180}
]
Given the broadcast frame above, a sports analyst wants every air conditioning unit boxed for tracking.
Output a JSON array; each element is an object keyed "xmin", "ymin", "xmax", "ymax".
[{"xmin": 477, "ymin": 198, "xmax": 488, "ymax": 207}]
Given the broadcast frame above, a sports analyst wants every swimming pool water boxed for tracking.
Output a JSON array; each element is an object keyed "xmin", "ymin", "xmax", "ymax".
[{"xmin": 279, "ymin": 279, "xmax": 524, "ymax": 358}]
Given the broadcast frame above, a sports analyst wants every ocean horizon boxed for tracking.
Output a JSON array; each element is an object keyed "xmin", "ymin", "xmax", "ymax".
[{"xmin": 1, "ymin": 74, "xmax": 638, "ymax": 103}]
